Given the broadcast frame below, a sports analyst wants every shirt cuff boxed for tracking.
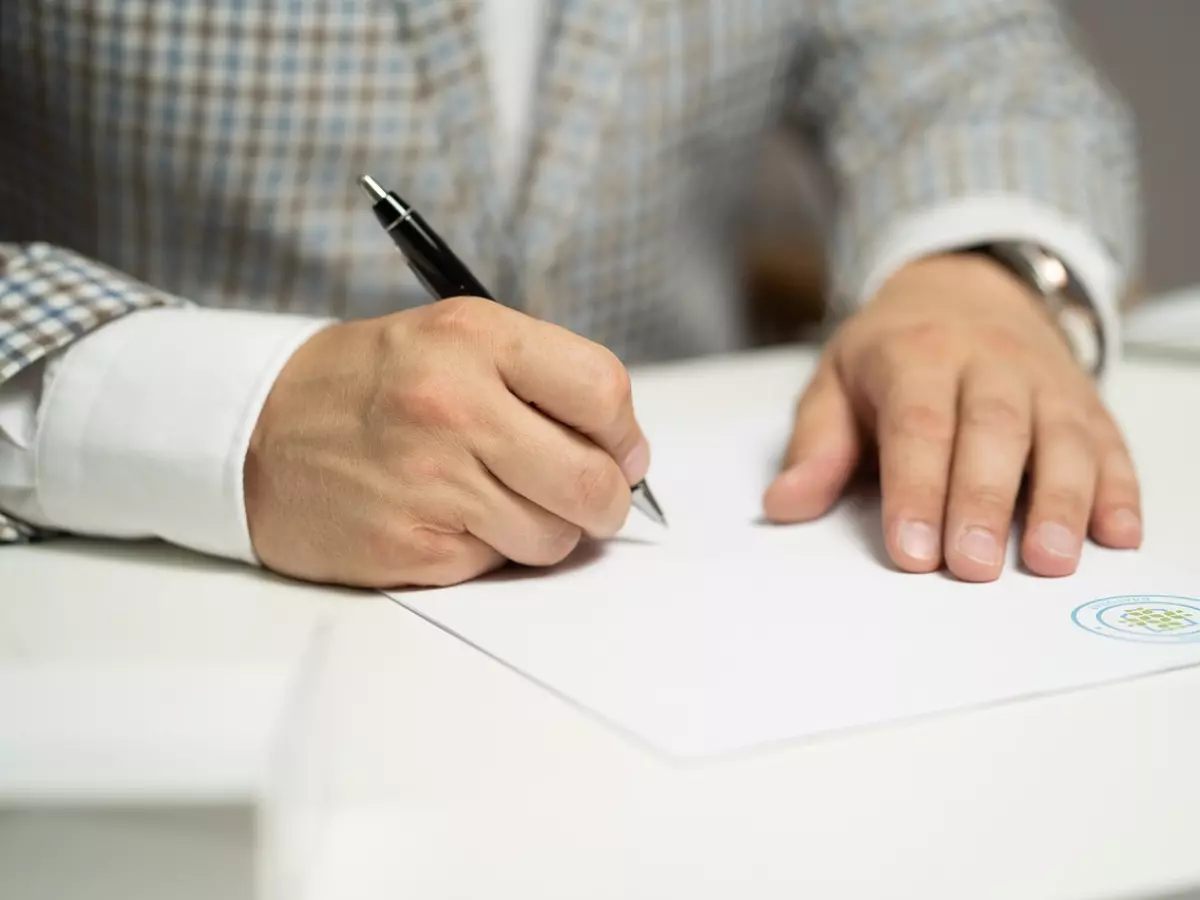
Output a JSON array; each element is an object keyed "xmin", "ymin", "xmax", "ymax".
[
  {"xmin": 30, "ymin": 307, "xmax": 332, "ymax": 562},
  {"xmin": 851, "ymin": 195, "xmax": 1124, "ymax": 386}
]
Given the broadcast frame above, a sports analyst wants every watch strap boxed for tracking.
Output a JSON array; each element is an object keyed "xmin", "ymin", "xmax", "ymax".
[{"xmin": 969, "ymin": 242, "xmax": 1104, "ymax": 376}]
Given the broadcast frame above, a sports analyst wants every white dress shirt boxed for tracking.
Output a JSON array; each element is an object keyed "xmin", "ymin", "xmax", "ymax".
[{"xmin": 0, "ymin": 0, "xmax": 1122, "ymax": 564}]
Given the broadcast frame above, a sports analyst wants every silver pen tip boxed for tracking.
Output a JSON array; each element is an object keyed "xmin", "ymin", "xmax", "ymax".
[
  {"xmin": 357, "ymin": 173, "xmax": 387, "ymax": 202},
  {"xmin": 631, "ymin": 480, "xmax": 667, "ymax": 527}
]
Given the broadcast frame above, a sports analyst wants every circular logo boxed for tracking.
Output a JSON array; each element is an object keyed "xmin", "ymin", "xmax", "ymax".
[{"xmin": 1072, "ymin": 595, "xmax": 1200, "ymax": 644}]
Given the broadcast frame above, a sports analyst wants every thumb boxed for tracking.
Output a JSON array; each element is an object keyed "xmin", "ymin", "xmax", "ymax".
[{"xmin": 762, "ymin": 363, "xmax": 862, "ymax": 523}]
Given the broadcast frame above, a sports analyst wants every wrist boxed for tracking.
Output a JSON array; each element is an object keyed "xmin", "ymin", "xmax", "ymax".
[
  {"xmin": 243, "ymin": 318, "xmax": 364, "ymax": 567},
  {"xmin": 847, "ymin": 197, "xmax": 1122, "ymax": 385},
  {"xmin": 869, "ymin": 252, "xmax": 1089, "ymax": 369},
  {"xmin": 964, "ymin": 243, "xmax": 1104, "ymax": 375},
  {"xmin": 875, "ymin": 252, "xmax": 1050, "ymax": 316}
]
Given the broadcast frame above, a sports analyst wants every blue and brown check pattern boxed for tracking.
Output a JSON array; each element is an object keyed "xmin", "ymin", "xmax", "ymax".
[{"xmin": 0, "ymin": 0, "xmax": 1139, "ymax": 542}]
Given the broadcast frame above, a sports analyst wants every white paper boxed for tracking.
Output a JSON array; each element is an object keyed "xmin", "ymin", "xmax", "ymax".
[{"xmin": 389, "ymin": 410, "xmax": 1200, "ymax": 759}]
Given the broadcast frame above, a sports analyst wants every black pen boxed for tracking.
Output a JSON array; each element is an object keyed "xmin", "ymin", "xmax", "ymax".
[{"xmin": 358, "ymin": 174, "xmax": 667, "ymax": 527}]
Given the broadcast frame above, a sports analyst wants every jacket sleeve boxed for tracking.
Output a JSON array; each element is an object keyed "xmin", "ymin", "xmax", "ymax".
[
  {"xmin": 0, "ymin": 242, "xmax": 185, "ymax": 543},
  {"xmin": 788, "ymin": 0, "xmax": 1140, "ymax": 318}
]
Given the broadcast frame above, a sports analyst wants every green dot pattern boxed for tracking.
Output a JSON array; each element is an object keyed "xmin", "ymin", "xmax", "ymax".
[{"xmin": 1118, "ymin": 606, "xmax": 1198, "ymax": 633}]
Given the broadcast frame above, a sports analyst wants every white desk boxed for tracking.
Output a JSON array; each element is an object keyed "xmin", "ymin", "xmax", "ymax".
[
  {"xmin": 0, "ymin": 541, "xmax": 364, "ymax": 803},
  {"xmin": 6, "ymin": 341, "xmax": 1200, "ymax": 899}
]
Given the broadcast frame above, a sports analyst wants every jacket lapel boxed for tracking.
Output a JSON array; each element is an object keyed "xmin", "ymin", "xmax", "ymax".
[
  {"xmin": 513, "ymin": 0, "xmax": 644, "ymax": 288},
  {"xmin": 400, "ymin": 0, "xmax": 644, "ymax": 307}
]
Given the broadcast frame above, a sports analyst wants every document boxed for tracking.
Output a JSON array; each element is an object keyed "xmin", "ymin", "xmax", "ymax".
[{"xmin": 389, "ymin": 409, "xmax": 1200, "ymax": 759}]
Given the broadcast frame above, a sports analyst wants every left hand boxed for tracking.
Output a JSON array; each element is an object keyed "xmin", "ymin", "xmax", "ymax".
[{"xmin": 762, "ymin": 252, "xmax": 1142, "ymax": 581}]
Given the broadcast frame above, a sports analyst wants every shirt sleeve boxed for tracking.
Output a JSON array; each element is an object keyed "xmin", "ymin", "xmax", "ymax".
[{"xmin": 0, "ymin": 306, "xmax": 331, "ymax": 561}]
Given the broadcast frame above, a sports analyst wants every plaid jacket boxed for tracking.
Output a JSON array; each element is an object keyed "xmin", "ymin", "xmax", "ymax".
[{"xmin": 0, "ymin": 0, "xmax": 1139, "ymax": 542}]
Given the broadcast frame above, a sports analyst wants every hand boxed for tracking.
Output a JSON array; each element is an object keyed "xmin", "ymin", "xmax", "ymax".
[
  {"xmin": 244, "ymin": 297, "xmax": 650, "ymax": 588},
  {"xmin": 763, "ymin": 253, "xmax": 1141, "ymax": 582}
]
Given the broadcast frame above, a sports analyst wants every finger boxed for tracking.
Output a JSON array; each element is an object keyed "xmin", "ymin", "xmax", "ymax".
[
  {"xmin": 386, "ymin": 529, "xmax": 506, "ymax": 589},
  {"xmin": 493, "ymin": 316, "xmax": 650, "ymax": 484},
  {"xmin": 473, "ymin": 386, "xmax": 632, "ymax": 537},
  {"xmin": 872, "ymin": 366, "xmax": 959, "ymax": 573},
  {"xmin": 1020, "ymin": 395, "xmax": 1098, "ymax": 576},
  {"xmin": 943, "ymin": 363, "xmax": 1033, "ymax": 582},
  {"xmin": 763, "ymin": 362, "xmax": 861, "ymax": 523},
  {"xmin": 460, "ymin": 461, "xmax": 584, "ymax": 567},
  {"xmin": 1088, "ymin": 415, "xmax": 1142, "ymax": 549}
]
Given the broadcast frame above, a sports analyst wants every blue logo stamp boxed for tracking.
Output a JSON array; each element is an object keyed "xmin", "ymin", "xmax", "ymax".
[{"xmin": 1072, "ymin": 595, "xmax": 1200, "ymax": 644}]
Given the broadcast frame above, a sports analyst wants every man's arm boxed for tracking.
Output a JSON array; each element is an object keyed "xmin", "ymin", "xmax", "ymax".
[
  {"xmin": 0, "ymin": 242, "xmax": 178, "ymax": 542},
  {"xmin": 764, "ymin": 0, "xmax": 1142, "ymax": 582},
  {"xmin": 790, "ymin": 0, "xmax": 1139, "ymax": 359},
  {"xmin": 0, "ymin": 241, "xmax": 328, "ymax": 556}
]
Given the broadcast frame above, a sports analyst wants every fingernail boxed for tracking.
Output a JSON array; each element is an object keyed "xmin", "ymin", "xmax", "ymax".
[
  {"xmin": 621, "ymin": 439, "xmax": 650, "ymax": 484},
  {"xmin": 1034, "ymin": 522, "xmax": 1081, "ymax": 559},
  {"xmin": 957, "ymin": 527, "xmax": 1001, "ymax": 566},
  {"xmin": 1111, "ymin": 508, "xmax": 1141, "ymax": 534},
  {"xmin": 898, "ymin": 520, "xmax": 939, "ymax": 562}
]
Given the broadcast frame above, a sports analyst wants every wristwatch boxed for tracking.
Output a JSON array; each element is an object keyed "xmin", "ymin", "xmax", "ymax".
[{"xmin": 968, "ymin": 241, "xmax": 1104, "ymax": 376}]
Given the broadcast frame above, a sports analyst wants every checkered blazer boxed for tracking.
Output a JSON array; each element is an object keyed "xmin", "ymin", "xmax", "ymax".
[{"xmin": 0, "ymin": 0, "xmax": 1138, "ymax": 542}]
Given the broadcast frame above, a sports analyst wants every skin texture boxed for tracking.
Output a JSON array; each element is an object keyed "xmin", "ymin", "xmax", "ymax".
[
  {"xmin": 762, "ymin": 252, "xmax": 1142, "ymax": 582},
  {"xmin": 246, "ymin": 253, "xmax": 1141, "ymax": 589},
  {"xmin": 244, "ymin": 296, "xmax": 650, "ymax": 589}
]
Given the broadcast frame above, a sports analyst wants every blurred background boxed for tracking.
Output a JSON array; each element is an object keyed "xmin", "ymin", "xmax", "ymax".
[{"xmin": 1069, "ymin": 0, "xmax": 1199, "ymax": 296}]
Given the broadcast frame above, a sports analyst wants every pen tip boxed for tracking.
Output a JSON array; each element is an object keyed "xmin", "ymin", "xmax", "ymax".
[
  {"xmin": 357, "ymin": 173, "xmax": 387, "ymax": 203},
  {"xmin": 631, "ymin": 481, "xmax": 667, "ymax": 527}
]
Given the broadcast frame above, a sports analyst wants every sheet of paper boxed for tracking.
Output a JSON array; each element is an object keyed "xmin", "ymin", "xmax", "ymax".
[{"xmin": 389, "ymin": 409, "xmax": 1200, "ymax": 759}]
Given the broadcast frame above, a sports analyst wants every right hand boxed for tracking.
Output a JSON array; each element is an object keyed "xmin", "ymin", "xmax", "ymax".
[{"xmin": 243, "ymin": 297, "xmax": 651, "ymax": 588}]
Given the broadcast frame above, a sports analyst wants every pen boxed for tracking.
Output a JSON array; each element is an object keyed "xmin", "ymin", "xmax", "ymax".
[{"xmin": 358, "ymin": 174, "xmax": 667, "ymax": 528}]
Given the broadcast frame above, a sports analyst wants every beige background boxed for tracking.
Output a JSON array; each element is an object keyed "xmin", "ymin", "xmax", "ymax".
[{"xmin": 1068, "ymin": 0, "xmax": 1199, "ymax": 295}]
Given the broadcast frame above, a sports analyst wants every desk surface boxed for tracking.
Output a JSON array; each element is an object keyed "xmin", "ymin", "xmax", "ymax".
[{"xmin": 7, "ymin": 343, "xmax": 1200, "ymax": 899}]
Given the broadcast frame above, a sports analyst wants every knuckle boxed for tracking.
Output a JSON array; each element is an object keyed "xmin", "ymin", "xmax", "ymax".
[
  {"xmin": 1033, "ymin": 487, "xmax": 1091, "ymax": 523},
  {"xmin": 897, "ymin": 482, "xmax": 950, "ymax": 518},
  {"xmin": 379, "ymin": 316, "xmax": 411, "ymax": 356},
  {"xmin": 363, "ymin": 521, "xmax": 479, "ymax": 587},
  {"xmin": 959, "ymin": 485, "xmax": 1016, "ymax": 518},
  {"xmin": 395, "ymin": 453, "xmax": 454, "ymax": 487},
  {"xmin": 977, "ymin": 326, "xmax": 1026, "ymax": 359},
  {"xmin": 363, "ymin": 520, "xmax": 415, "ymax": 574},
  {"xmin": 903, "ymin": 322, "xmax": 952, "ymax": 356},
  {"xmin": 1091, "ymin": 413, "xmax": 1130, "ymax": 455},
  {"xmin": 873, "ymin": 341, "xmax": 912, "ymax": 379},
  {"xmin": 1039, "ymin": 414, "xmax": 1093, "ymax": 450},
  {"xmin": 532, "ymin": 521, "xmax": 583, "ymax": 566},
  {"xmin": 887, "ymin": 488, "xmax": 946, "ymax": 534},
  {"xmin": 571, "ymin": 457, "xmax": 624, "ymax": 520},
  {"xmin": 961, "ymin": 396, "xmax": 1030, "ymax": 440},
  {"xmin": 1101, "ymin": 451, "xmax": 1139, "ymax": 490},
  {"xmin": 1102, "ymin": 476, "xmax": 1140, "ymax": 503},
  {"xmin": 408, "ymin": 527, "xmax": 462, "ymax": 569},
  {"xmin": 587, "ymin": 350, "xmax": 633, "ymax": 423},
  {"xmin": 884, "ymin": 402, "xmax": 955, "ymax": 444},
  {"xmin": 889, "ymin": 482, "xmax": 945, "ymax": 517},
  {"xmin": 421, "ymin": 295, "xmax": 491, "ymax": 339},
  {"xmin": 386, "ymin": 372, "xmax": 470, "ymax": 430}
]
